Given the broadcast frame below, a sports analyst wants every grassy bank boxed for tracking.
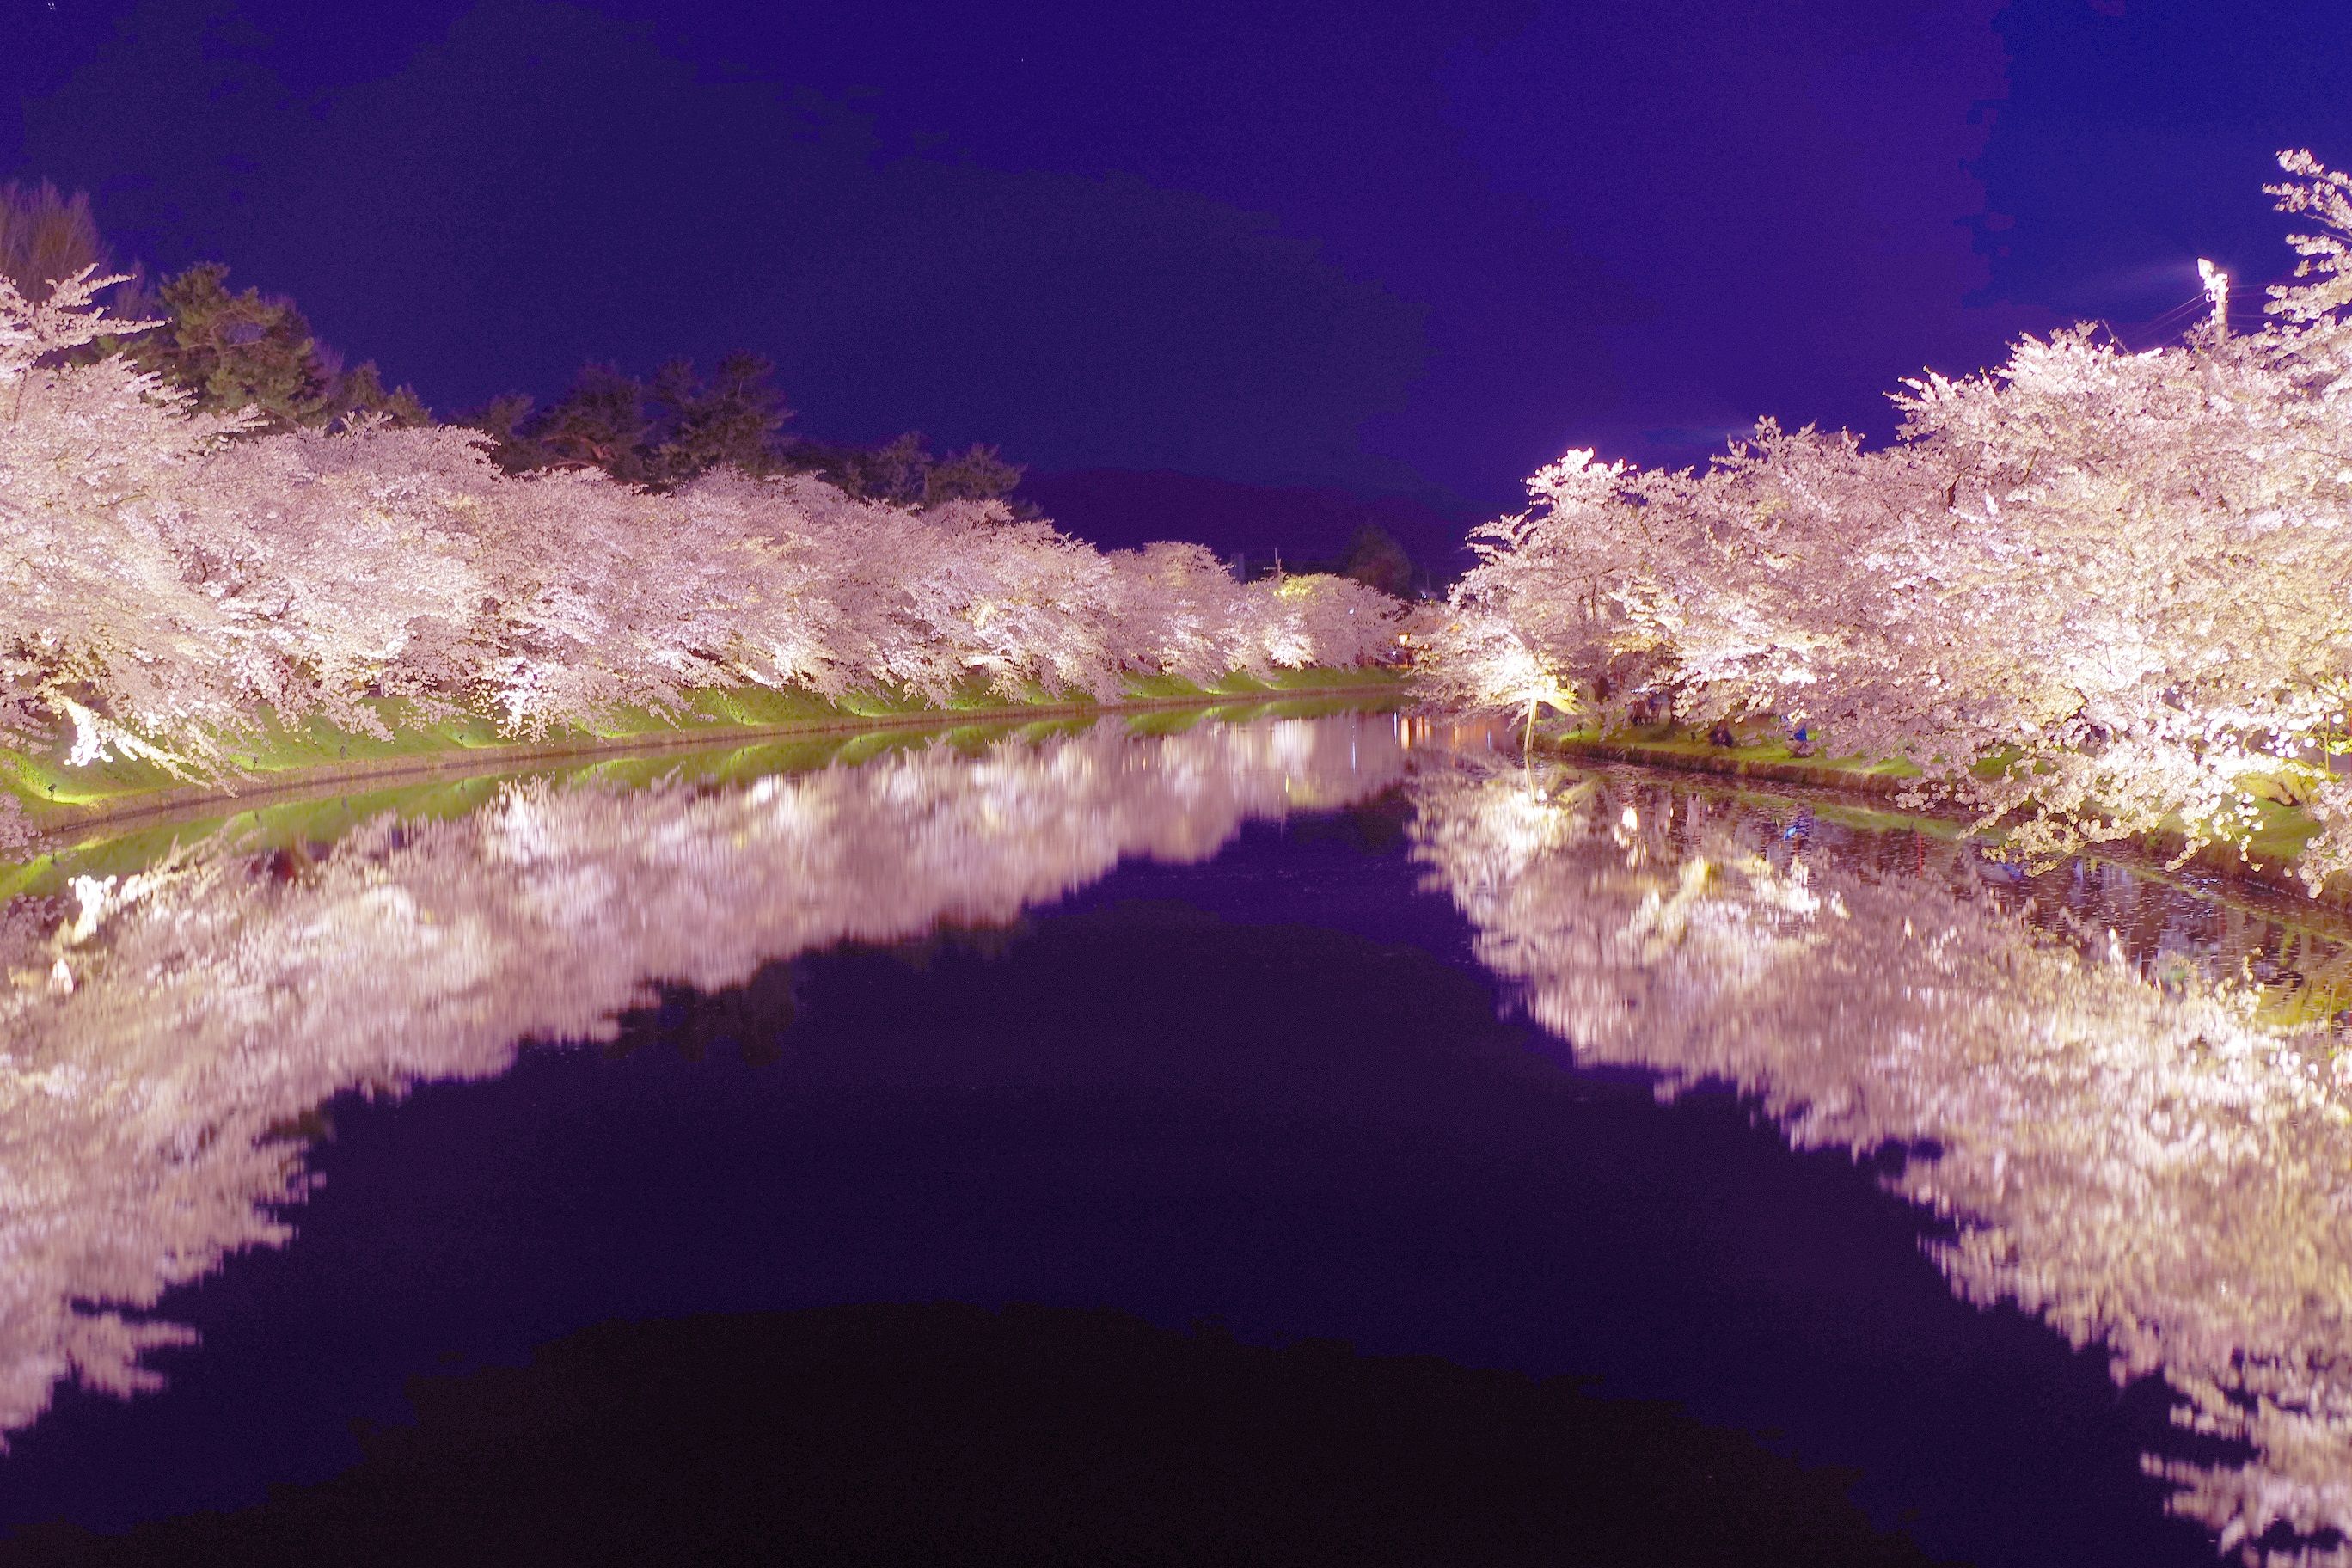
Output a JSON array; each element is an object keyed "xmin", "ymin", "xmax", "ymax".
[
  {"xmin": 0, "ymin": 687, "xmax": 1413, "ymax": 908},
  {"xmin": 1534, "ymin": 719, "xmax": 2346, "ymax": 910},
  {"xmin": 1, "ymin": 668, "xmax": 1410, "ymax": 839}
]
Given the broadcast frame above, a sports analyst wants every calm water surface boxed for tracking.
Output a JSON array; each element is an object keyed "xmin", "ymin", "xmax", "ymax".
[{"xmin": 0, "ymin": 708, "xmax": 2345, "ymax": 1565}]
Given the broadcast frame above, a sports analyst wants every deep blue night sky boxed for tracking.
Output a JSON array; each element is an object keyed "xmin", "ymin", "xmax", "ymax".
[{"xmin": 5, "ymin": 0, "xmax": 2349, "ymax": 560}]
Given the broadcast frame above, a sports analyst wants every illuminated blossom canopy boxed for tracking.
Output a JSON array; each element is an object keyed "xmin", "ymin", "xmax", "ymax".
[
  {"xmin": 0, "ymin": 271, "xmax": 1402, "ymax": 781},
  {"xmin": 1429, "ymin": 154, "xmax": 2352, "ymax": 895}
]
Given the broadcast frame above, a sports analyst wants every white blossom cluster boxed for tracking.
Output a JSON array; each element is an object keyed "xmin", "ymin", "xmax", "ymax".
[
  {"xmin": 1409, "ymin": 756, "xmax": 2352, "ymax": 1564},
  {"xmin": 1430, "ymin": 153, "xmax": 2352, "ymax": 894},
  {"xmin": 0, "ymin": 273, "xmax": 1400, "ymax": 775},
  {"xmin": 0, "ymin": 711, "xmax": 1406, "ymax": 1442}
]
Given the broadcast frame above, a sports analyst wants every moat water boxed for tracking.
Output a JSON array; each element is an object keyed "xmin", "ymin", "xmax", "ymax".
[{"xmin": 0, "ymin": 706, "xmax": 2344, "ymax": 1565}]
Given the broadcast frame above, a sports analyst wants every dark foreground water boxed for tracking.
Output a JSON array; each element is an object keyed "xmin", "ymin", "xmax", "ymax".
[{"xmin": 0, "ymin": 710, "xmax": 2343, "ymax": 1565}]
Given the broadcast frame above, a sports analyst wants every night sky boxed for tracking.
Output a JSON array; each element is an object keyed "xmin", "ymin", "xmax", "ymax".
[{"xmin": 6, "ymin": 0, "xmax": 2349, "ymax": 566}]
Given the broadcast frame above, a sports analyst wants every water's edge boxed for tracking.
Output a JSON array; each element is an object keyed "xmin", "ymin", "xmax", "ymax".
[
  {"xmin": 21, "ymin": 682, "xmax": 1412, "ymax": 841},
  {"xmin": 1546, "ymin": 731, "xmax": 2352, "ymax": 914}
]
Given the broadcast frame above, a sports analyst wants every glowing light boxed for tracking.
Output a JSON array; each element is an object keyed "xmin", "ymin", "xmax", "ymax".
[{"xmin": 2198, "ymin": 257, "xmax": 2229, "ymax": 337}]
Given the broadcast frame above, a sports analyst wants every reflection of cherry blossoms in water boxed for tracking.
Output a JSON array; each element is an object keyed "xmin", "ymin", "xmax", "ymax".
[
  {"xmin": 0, "ymin": 713, "xmax": 1406, "ymax": 1442},
  {"xmin": 1406, "ymin": 756, "xmax": 2352, "ymax": 1566}
]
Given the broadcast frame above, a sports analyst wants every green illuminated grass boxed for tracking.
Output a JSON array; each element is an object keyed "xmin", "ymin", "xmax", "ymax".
[
  {"xmin": 1530, "ymin": 717, "xmax": 2343, "ymax": 902},
  {"xmin": 0, "ymin": 671, "xmax": 1412, "ymax": 889}
]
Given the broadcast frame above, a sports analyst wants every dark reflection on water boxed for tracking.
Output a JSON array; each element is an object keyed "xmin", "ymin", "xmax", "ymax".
[
  {"xmin": 0, "ymin": 713, "xmax": 2343, "ymax": 1565},
  {"xmin": 3, "ymin": 1304, "xmax": 1942, "ymax": 1568}
]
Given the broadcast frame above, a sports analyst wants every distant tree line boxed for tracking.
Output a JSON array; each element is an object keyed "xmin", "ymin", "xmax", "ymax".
[
  {"xmin": 0, "ymin": 265, "xmax": 1407, "ymax": 774},
  {"xmin": 462, "ymin": 353, "xmax": 1026, "ymax": 507},
  {"xmin": 1, "ymin": 181, "xmax": 430, "ymax": 432},
  {"xmin": 1263, "ymin": 526, "xmax": 1417, "ymax": 599},
  {"xmin": 0, "ymin": 178, "xmax": 1024, "ymax": 508}
]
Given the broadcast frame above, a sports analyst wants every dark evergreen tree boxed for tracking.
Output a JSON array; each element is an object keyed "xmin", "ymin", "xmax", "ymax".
[
  {"xmin": 647, "ymin": 351, "xmax": 792, "ymax": 484},
  {"xmin": 120, "ymin": 263, "xmax": 430, "ymax": 432},
  {"xmin": 462, "ymin": 392, "xmax": 544, "ymax": 474},
  {"xmin": 518, "ymin": 363, "xmax": 655, "ymax": 481},
  {"xmin": 1339, "ymin": 524, "xmax": 1416, "ymax": 597},
  {"xmin": 467, "ymin": 355, "xmax": 1026, "ymax": 510},
  {"xmin": 915, "ymin": 440, "xmax": 1026, "ymax": 509},
  {"xmin": 132, "ymin": 263, "xmax": 332, "ymax": 429},
  {"xmin": 322, "ymin": 358, "xmax": 433, "ymax": 430},
  {"xmin": 793, "ymin": 431, "xmax": 1026, "ymax": 511}
]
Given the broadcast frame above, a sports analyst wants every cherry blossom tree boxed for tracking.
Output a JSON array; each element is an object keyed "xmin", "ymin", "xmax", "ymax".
[
  {"xmin": 1436, "ymin": 155, "xmax": 2352, "ymax": 895},
  {"xmin": 0, "ymin": 274, "xmax": 1403, "ymax": 785},
  {"xmin": 0, "ymin": 268, "xmax": 255, "ymax": 770}
]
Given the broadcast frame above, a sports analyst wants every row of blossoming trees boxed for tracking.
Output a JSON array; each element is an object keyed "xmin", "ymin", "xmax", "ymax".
[
  {"xmin": 0, "ymin": 274, "xmax": 1401, "ymax": 790},
  {"xmin": 1430, "ymin": 154, "xmax": 2352, "ymax": 893}
]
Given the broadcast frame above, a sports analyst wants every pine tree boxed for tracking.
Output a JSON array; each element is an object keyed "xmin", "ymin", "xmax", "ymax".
[
  {"xmin": 120, "ymin": 262, "xmax": 429, "ymax": 432},
  {"xmin": 1340, "ymin": 524, "xmax": 1415, "ymax": 597},
  {"xmin": 127, "ymin": 263, "xmax": 333, "ymax": 430},
  {"xmin": 647, "ymin": 351, "xmax": 791, "ymax": 484},
  {"xmin": 466, "ymin": 353, "xmax": 1025, "ymax": 509},
  {"xmin": 793, "ymin": 430, "xmax": 1026, "ymax": 511}
]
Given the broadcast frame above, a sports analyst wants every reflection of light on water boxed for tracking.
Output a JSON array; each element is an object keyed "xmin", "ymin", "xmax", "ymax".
[
  {"xmin": 0, "ymin": 714, "xmax": 1408, "ymax": 1442},
  {"xmin": 1408, "ymin": 757, "xmax": 2352, "ymax": 1566},
  {"xmin": 25, "ymin": 714, "xmax": 2337, "ymax": 1564}
]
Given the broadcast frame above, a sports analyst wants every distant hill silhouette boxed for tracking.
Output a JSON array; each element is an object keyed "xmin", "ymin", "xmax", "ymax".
[{"xmin": 1020, "ymin": 469, "xmax": 1483, "ymax": 590}]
